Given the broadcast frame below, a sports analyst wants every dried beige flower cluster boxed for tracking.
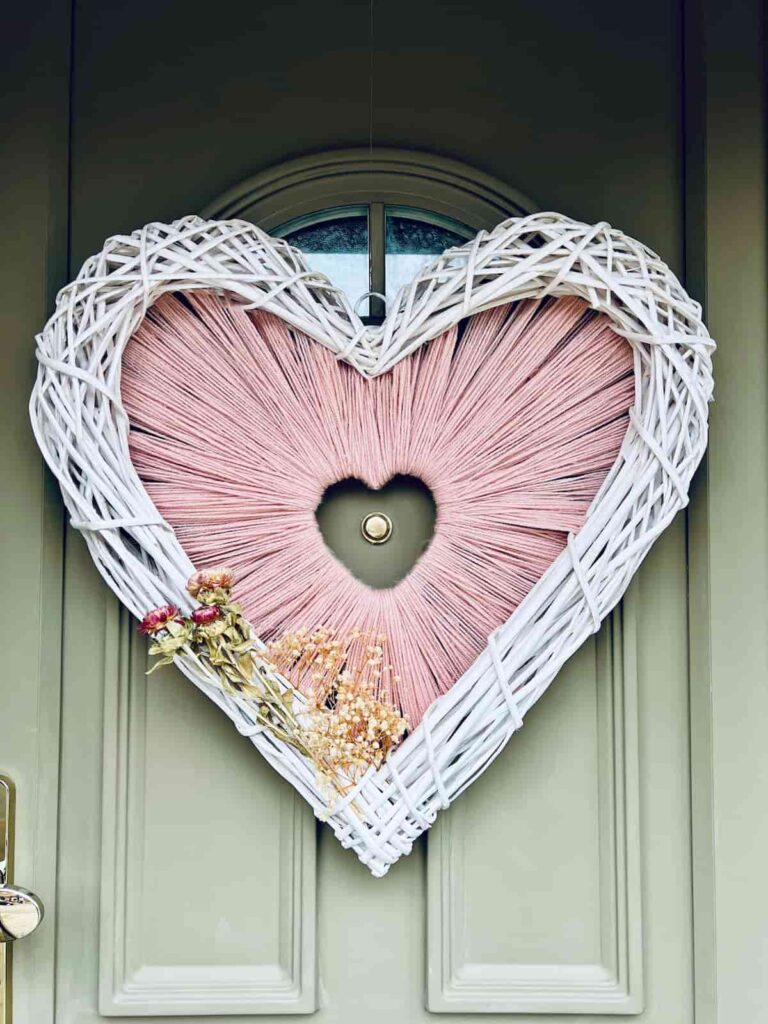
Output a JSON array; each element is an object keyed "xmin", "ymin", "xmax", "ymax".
[
  {"xmin": 266, "ymin": 627, "xmax": 408, "ymax": 781},
  {"xmin": 265, "ymin": 626, "xmax": 401, "ymax": 697}
]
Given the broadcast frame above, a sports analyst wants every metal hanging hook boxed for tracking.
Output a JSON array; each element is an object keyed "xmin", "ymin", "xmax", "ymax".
[{"xmin": 354, "ymin": 290, "xmax": 387, "ymax": 317}]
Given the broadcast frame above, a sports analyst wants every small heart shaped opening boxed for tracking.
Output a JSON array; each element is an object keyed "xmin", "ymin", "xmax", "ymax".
[{"xmin": 315, "ymin": 475, "xmax": 437, "ymax": 589}]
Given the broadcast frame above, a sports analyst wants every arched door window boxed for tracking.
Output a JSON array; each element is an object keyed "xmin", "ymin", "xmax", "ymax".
[
  {"xmin": 274, "ymin": 205, "xmax": 472, "ymax": 322},
  {"xmin": 203, "ymin": 149, "xmax": 537, "ymax": 323}
]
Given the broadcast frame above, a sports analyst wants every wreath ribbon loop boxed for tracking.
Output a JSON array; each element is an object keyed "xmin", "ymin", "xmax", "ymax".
[
  {"xmin": 488, "ymin": 630, "xmax": 524, "ymax": 731},
  {"xmin": 71, "ymin": 514, "xmax": 171, "ymax": 532},
  {"xmin": 388, "ymin": 760, "xmax": 433, "ymax": 831},
  {"xmin": 629, "ymin": 408, "xmax": 689, "ymax": 504},
  {"xmin": 423, "ymin": 716, "xmax": 451, "ymax": 810},
  {"xmin": 567, "ymin": 533, "xmax": 602, "ymax": 633}
]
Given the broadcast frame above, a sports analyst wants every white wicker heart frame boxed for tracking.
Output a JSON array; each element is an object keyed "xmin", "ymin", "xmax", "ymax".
[{"xmin": 31, "ymin": 212, "xmax": 713, "ymax": 876}]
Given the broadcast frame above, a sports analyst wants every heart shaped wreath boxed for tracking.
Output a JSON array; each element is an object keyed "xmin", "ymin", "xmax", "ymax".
[{"xmin": 30, "ymin": 213, "xmax": 713, "ymax": 875}]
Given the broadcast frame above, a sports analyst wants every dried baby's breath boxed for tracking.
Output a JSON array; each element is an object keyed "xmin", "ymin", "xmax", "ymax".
[
  {"xmin": 300, "ymin": 674, "xmax": 408, "ymax": 781},
  {"xmin": 266, "ymin": 627, "xmax": 408, "ymax": 782}
]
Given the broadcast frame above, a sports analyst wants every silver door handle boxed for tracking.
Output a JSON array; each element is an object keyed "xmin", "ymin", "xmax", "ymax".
[
  {"xmin": 0, "ymin": 886, "xmax": 44, "ymax": 943},
  {"xmin": 0, "ymin": 777, "xmax": 44, "ymax": 943}
]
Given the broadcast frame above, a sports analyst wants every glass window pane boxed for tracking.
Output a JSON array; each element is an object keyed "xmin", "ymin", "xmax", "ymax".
[
  {"xmin": 385, "ymin": 207, "xmax": 472, "ymax": 308},
  {"xmin": 276, "ymin": 206, "xmax": 369, "ymax": 314}
]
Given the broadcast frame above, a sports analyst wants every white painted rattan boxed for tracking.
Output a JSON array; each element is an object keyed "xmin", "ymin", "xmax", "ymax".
[{"xmin": 30, "ymin": 212, "xmax": 714, "ymax": 876}]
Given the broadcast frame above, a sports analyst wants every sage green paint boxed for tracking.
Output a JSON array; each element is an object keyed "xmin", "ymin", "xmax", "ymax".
[{"xmin": 2, "ymin": 0, "xmax": 766, "ymax": 1020}]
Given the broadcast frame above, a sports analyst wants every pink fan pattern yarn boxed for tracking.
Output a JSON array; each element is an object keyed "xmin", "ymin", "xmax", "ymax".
[{"xmin": 122, "ymin": 291, "xmax": 634, "ymax": 725}]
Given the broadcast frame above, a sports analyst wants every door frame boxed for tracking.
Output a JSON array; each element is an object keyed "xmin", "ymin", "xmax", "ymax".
[{"xmin": 684, "ymin": 1, "xmax": 768, "ymax": 1021}]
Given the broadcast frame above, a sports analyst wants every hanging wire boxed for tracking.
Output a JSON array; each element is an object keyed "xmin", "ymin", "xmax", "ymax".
[{"xmin": 369, "ymin": 0, "xmax": 375, "ymax": 155}]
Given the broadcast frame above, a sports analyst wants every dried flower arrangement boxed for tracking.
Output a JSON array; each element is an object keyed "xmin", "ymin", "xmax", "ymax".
[{"xmin": 139, "ymin": 569, "xmax": 408, "ymax": 797}]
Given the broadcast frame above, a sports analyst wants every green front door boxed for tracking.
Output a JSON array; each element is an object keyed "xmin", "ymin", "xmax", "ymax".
[{"xmin": 2, "ymin": 1, "xmax": 767, "ymax": 1021}]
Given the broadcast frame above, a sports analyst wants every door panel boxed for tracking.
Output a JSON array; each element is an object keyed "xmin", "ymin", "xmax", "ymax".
[
  {"xmin": 428, "ymin": 524, "xmax": 694, "ymax": 1018},
  {"xmin": 97, "ymin": 611, "xmax": 316, "ymax": 1016},
  {"xmin": 53, "ymin": 545, "xmax": 316, "ymax": 1022},
  {"xmin": 428, "ymin": 603, "xmax": 644, "ymax": 1015}
]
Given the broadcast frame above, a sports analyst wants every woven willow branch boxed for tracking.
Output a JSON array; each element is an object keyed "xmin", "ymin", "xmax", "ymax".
[{"xmin": 30, "ymin": 213, "xmax": 714, "ymax": 875}]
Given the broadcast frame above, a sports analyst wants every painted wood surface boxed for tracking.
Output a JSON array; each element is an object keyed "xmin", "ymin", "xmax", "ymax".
[{"xmin": 1, "ymin": 0, "xmax": 765, "ymax": 1020}]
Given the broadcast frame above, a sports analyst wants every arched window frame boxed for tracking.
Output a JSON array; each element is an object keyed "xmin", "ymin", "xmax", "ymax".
[{"xmin": 202, "ymin": 149, "xmax": 537, "ymax": 322}]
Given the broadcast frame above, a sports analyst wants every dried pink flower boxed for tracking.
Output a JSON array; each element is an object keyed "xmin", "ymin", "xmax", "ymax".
[
  {"xmin": 187, "ymin": 566, "xmax": 234, "ymax": 597},
  {"xmin": 138, "ymin": 605, "xmax": 179, "ymax": 635},
  {"xmin": 191, "ymin": 605, "xmax": 222, "ymax": 625}
]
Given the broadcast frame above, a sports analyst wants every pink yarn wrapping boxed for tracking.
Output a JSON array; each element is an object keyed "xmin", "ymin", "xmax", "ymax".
[{"xmin": 122, "ymin": 292, "xmax": 634, "ymax": 725}]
